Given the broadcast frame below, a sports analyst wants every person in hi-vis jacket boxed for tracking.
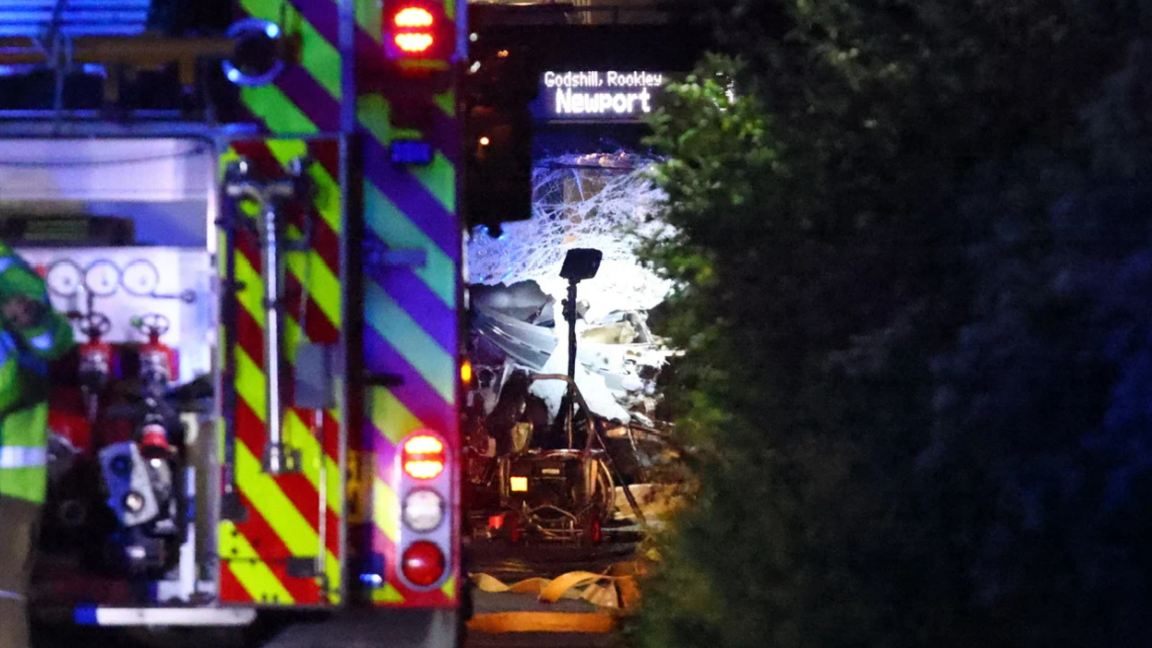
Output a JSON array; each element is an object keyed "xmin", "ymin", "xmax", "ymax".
[{"xmin": 0, "ymin": 241, "xmax": 73, "ymax": 648}]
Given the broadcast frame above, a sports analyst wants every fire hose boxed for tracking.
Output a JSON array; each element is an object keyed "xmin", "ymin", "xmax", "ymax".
[{"xmin": 466, "ymin": 563, "xmax": 645, "ymax": 634}]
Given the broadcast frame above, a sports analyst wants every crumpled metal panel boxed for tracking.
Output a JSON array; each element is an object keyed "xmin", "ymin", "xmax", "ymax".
[{"xmin": 0, "ymin": 0, "xmax": 152, "ymax": 37}]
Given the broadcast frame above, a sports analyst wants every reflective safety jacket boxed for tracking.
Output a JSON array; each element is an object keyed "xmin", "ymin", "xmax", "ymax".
[{"xmin": 0, "ymin": 242, "xmax": 73, "ymax": 503}]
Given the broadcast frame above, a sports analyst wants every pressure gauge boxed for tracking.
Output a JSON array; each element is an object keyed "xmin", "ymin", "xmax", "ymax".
[
  {"xmin": 83, "ymin": 260, "xmax": 120, "ymax": 297},
  {"xmin": 46, "ymin": 260, "xmax": 82, "ymax": 297},
  {"xmin": 121, "ymin": 259, "xmax": 160, "ymax": 297}
]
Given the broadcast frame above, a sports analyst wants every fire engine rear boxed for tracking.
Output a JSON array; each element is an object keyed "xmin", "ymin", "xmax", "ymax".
[{"xmin": 0, "ymin": 0, "xmax": 491, "ymax": 645}]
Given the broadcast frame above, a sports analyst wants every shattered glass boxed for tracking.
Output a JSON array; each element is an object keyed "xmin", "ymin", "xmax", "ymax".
[
  {"xmin": 468, "ymin": 151, "xmax": 675, "ymax": 321},
  {"xmin": 466, "ymin": 152, "xmax": 677, "ymax": 427}
]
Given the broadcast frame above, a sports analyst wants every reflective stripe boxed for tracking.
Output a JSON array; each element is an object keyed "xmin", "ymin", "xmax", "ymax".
[
  {"xmin": 76, "ymin": 607, "xmax": 257, "ymax": 627},
  {"xmin": 0, "ymin": 589, "xmax": 25, "ymax": 601},
  {"xmin": 0, "ymin": 446, "xmax": 47, "ymax": 469}
]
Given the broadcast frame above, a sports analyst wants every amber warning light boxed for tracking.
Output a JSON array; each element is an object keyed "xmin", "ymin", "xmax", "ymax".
[
  {"xmin": 384, "ymin": 3, "xmax": 452, "ymax": 63},
  {"xmin": 396, "ymin": 33, "xmax": 434, "ymax": 53},
  {"xmin": 403, "ymin": 434, "xmax": 446, "ymax": 479},
  {"xmin": 395, "ymin": 6, "xmax": 434, "ymax": 27}
]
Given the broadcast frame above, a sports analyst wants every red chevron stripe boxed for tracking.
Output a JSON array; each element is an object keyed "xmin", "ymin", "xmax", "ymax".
[
  {"xmin": 235, "ymin": 222, "xmax": 263, "ymax": 276},
  {"xmin": 229, "ymin": 143, "xmax": 303, "ymax": 237},
  {"xmin": 225, "ymin": 179, "xmax": 339, "ymax": 352},
  {"xmin": 230, "ymin": 141, "xmax": 284, "ymax": 179},
  {"xmin": 227, "ymin": 143, "xmax": 341, "ymax": 324},
  {"xmin": 282, "ymin": 200, "xmax": 307, "ymax": 235},
  {"xmin": 375, "ymin": 528, "xmax": 401, "ymax": 602},
  {"xmin": 322, "ymin": 410, "xmax": 341, "ymax": 461},
  {"xmin": 227, "ymin": 144, "xmax": 274, "ymax": 275},
  {"xmin": 306, "ymin": 212, "xmax": 341, "ymax": 278},
  {"xmin": 235, "ymin": 398, "xmax": 343, "ymax": 559},
  {"xmin": 281, "ymin": 255, "xmax": 339, "ymax": 337},
  {"xmin": 229, "ymin": 143, "xmax": 317, "ymax": 239},
  {"xmin": 285, "ymin": 271, "xmax": 341, "ymax": 343},
  {"xmin": 233, "ymin": 139, "xmax": 340, "ymax": 202},
  {"xmin": 235, "ymin": 300, "xmax": 266, "ymax": 370},
  {"xmin": 308, "ymin": 140, "xmax": 340, "ymax": 182},
  {"xmin": 229, "ymin": 332, "xmax": 343, "ymax": 558},
  {"xmin": 226, "ymin": 141, "xmax": 339, "ymax": 280},
  {"xmin": 309, "ymin": 413, "xmax": 343, "ymax": 555},
  {"xmin": 220, "ymin": 139, "xmax": 350, "ymax": 606},
  {"xmin": 234, "ymin": 492, "xmax": 323, "ymax": 605},
  {"xmin": 219, "ymin": 561, "xmax": 254, "ymax": 603}
]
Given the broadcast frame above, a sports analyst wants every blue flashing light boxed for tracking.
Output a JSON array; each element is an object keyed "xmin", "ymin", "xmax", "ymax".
[
  {"xmin": 74, "ymin": 607, "xmax": 99, "ymax": 626},
  {"xmin": 390, "ymin": 140, "xmax": 434, "ymax": 165},
  {"xmin": 359, "ymin": 573, "xmax": 384, "ymax": 588},
  {"xmin": 227, "ymin": 68, "xmax": 242, "ymax": 83},
  {"xmin": 265, "ymin": 23, "xmax": 281, "ymax": 39}
]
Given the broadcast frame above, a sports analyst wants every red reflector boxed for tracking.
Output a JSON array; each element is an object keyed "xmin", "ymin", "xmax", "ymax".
[
  {"xmin": 403, "ymin": 434, "xmax": 446, "ymax": 479},
  {"xmin": 394, "ymin": 7, "xmax": 434, "ymax": 28},
  {"xmin": 401, "ymin": 541, "xmax": 445, "ymax": 587},
  {"xmin": 395, "ymin": 33, "xmax": 434, "ymax": 53}
]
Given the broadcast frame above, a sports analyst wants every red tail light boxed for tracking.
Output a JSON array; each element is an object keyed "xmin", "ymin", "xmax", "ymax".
[
  {"xmin": 401, "ymin": 541, "xmax": 445, "ymax": 587},
  {"xmin": 394, "ymin": 7, "xmax": 433, "ymax": 27},
  {"xmin": 387, "ymin": 4, "xmax": 437, "ymax": 56},
  {"xmin": 395, "ymin": 33, "xmax": 434, "ymax": 53},
  {"xmin": 402, "ymin": 434, "xmax": 446, "ymax": 479},
  {"xmin": 382, "ymin": 2, "xmax": 453, "ymax": 66}
]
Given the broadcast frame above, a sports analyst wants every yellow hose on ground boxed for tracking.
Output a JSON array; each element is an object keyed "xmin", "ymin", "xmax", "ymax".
[{"xmin": 466, "ymin": 612, "xmax": 617, "ymax": 634}]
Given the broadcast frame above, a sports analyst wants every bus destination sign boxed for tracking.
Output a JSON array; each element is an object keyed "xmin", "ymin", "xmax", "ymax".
[{"xmin": 535, "ymin": 70, "xmax": 668, "ymax": 122}]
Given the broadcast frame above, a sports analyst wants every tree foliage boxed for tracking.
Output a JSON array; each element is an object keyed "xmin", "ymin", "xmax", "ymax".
[{"xmin": 634, "ymin": 1, "xmax": 1152, "ymax": 646}]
